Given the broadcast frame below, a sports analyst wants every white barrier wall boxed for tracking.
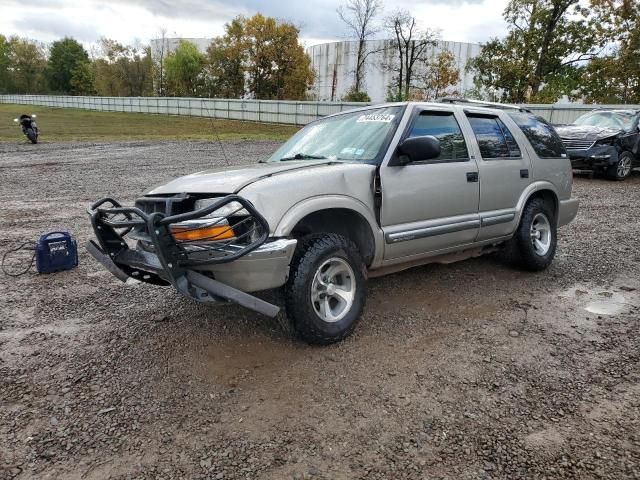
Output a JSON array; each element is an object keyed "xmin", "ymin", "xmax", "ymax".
[
  {"xmin": 0, "ymin": 95, "xmax": 370, "ymax": 126},
  {"xmin": 1, "ymin": 95, "xmax": 638, "ymax": 125}
]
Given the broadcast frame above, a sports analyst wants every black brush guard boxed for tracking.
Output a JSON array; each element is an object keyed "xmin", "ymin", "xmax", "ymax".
[{"xmin": 86, "ymin": 195, "xmax": 280, "ymax": 317}]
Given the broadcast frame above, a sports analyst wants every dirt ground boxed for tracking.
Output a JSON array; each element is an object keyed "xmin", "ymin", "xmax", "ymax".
[{"xmin": 0, "ymin": 140, "xmax": 639, "ymax": 480}]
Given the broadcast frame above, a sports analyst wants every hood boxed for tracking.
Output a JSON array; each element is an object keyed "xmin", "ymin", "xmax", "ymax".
[
  {"xmin": 146, "ymin": 160, "xmax": 346, "ymax": 195},
  {"xmin": 554, "ymin": 124, "xmax": 621, "ymax": 141}
]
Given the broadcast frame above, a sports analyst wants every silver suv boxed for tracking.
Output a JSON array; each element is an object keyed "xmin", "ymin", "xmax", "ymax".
[{"xmin": 87, "ymin": 101, "xmax": 579, "ymax": 344}]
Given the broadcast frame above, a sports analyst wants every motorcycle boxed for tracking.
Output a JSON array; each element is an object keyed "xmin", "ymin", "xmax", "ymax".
[{"xmin": 13, "ymin": 114, "xmax": 39, "ymax": 144}]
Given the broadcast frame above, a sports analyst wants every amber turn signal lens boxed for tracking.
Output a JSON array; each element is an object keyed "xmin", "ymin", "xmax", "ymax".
[{"xmin": 170, "ymin": 224, "xmax": 235, "ymax": 242}]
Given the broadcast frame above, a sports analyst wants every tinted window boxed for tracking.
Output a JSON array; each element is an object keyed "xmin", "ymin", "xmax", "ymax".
[
  {"xmin": 407, "ymin": 111, "xmax": 469, "ymax": 161},
  {"xmin": 467, "ymin": 115, "xmax": 521, "ymax": 159},
  {"xmin": 508, "ymin": 112, "xmax": 566, "ymax": 158},
  {"xmin": 498, "ymin": 118, "xmax": 522, "ymax": 157}
]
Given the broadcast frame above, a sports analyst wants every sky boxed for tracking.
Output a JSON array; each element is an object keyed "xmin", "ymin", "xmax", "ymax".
[{"xmin": 0, "ymin": 0, "xmax": 511, "ymax": 49}]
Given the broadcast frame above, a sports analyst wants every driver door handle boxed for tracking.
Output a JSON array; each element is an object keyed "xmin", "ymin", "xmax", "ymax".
[{"xmin": 466, "ymin": 172, "xmax": 479, "ymax": 183}]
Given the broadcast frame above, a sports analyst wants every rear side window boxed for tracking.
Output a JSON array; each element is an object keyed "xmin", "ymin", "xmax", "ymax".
[
  {"xmin": 467, "ymin": 115, "xmax": 521, "ymax": 159},
  {"xmin": 407, "ymin": 111, "xmax": 469, "ymax": 162},
  {"xmin": 508, "ymin": 112, "xmax": 566, "ymax": 158}
]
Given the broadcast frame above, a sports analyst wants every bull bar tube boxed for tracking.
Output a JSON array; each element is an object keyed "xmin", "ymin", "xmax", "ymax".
[{"xmin": 86, "ymin": 195, "xmax": 281, "ymax": 317}]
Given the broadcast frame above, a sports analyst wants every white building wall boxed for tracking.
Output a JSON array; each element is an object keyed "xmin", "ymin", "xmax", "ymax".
[{"xmin": 307, "ymin": 40, "xmax": 482, "ymax": 103}]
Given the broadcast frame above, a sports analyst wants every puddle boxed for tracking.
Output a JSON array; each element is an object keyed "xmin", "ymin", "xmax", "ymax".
[{"xmin": 562, "ymin": 285, "xmax": 636, "ymax": 316}]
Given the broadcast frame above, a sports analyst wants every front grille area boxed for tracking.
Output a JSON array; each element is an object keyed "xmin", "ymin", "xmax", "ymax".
[
  {"xmin": 135, "ymin": 194, "xmax": 194, "ymax": 217},
  {"xmin": 560, "ymin": 138, "xmax": 594, "ymax": 150}
]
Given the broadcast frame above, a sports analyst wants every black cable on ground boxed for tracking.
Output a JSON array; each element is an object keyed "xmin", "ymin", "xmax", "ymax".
[{"xmin": 1, "ymin": 242, "xmax": 36, "ymax": 277}]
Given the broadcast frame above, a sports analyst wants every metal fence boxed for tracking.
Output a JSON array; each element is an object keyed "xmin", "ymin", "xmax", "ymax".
[
  {"xmin": 0, "ymin": 95, "xmax": 370, "ymax": 125},
  {"xmin": 1, "ymin": 94, "xmax": 639, "ymax": 125}
]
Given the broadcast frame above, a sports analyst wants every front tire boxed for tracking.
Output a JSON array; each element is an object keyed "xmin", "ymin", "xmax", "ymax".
[
  {"xmin": 285, "ymin": 234, "xmax": 367, "ymax": 345},
  {"xmin": 507, "ymin": 198, "xmax": 557, "ymax": 271},
  {"xmin": 606, "ymin": 151, "xmax": 632, "ymax": 181}
]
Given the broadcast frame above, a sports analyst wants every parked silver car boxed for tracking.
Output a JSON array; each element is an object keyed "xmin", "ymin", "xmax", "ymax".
[{"xmin": 87, "ymin": 101, "xmax": 579, "ymax": 344}]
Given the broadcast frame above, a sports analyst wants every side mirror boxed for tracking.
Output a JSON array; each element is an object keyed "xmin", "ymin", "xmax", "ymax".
[
  {"xmin": 13, "ymin": 118, "xmax": 18, "ymax": 123},
  {"xmin": 390, "ymin": 136, "xmax": 441, "ymax": 166}
]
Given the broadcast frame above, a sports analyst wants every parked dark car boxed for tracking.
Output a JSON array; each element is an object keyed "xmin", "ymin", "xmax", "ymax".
[{"xmin": 555, "ymin": 109, "xmax": 640, "ymax": 180}]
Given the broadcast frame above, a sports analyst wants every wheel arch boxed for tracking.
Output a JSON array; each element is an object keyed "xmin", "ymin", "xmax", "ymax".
[
  {"xmin": 275, "ymin": 196, "xmax": 383, "ymax": 267},
  {"xmin": 515, "ymin": 182, "xmax": 559, "ymax": 227}
]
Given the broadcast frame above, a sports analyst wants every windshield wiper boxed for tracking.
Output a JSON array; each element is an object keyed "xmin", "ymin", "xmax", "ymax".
[{"xmin": 280, "ymin": 153, "xmax": 328, "ymax": 161}]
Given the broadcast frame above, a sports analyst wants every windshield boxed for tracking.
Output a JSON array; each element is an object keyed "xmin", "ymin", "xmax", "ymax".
[
  {"xmin": 574, "ymin": 111, "xmax": 636, "ymax": 131},
  {"xmin": 266, "ymin": 106, "xmax": 404, "ymax": 163}
]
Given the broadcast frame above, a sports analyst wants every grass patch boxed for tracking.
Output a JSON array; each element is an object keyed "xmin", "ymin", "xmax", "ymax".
[{"xmin": 0, "ymin": 104, "xmax": 299, "ymax": 143}]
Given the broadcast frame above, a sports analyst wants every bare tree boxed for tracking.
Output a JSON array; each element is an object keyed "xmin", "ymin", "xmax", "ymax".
[
  {"xmin": 154, "ymin": 27, "xmax": 169, "ymax": 96},
  {"xmin": 383, "ymin": 10, "xmax": 438, "ymax": 100},
  {"xmin": 337, "ymin": 0, "xmax": 383, "ymax": 94}
]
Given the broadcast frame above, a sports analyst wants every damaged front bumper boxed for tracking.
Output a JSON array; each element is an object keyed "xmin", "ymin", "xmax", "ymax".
[
  {"xmin": 86, "ymin": 195, "xmax": 296, "ymax": 317},
  {"xmin": 568, "ymin": 144, "xmax": 619, "ymax": 170}
]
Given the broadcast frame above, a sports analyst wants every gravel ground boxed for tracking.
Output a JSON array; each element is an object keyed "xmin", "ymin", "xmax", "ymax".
[{"xmin": 0, "ymin": 141, "xmax": 639, "ymax": 480}]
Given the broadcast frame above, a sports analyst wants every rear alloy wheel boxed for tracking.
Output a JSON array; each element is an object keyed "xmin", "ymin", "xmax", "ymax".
[
  {"xmin": 606, "ymin": 152, "xmax": 633, "ymax": 181},
  {"xmin": 285, "ymin": 234, "xmax": 367, "ymax": 344}
]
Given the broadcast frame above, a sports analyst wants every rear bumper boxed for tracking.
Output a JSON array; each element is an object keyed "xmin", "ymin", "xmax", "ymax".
[
  {"xmin": 558, "ymin": 198, "xmax": 579, "ymax": 227},
  {"xmin": 87, "ymin": 195, "xmax": 294, "ymax": 317}
]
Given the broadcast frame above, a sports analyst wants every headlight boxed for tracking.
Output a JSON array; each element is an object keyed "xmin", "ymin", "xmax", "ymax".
[
  {"xmin": 170, "ymin": 219, "xmax": 235, "ymax": 242},
  {"xmin": 194, "ymin": 199, "xmax": 249, "ymax": 217}
]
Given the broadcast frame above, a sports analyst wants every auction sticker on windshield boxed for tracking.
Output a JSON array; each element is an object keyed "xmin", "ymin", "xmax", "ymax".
[{"xmin": 357, "ymin": 113, "xmax": 395, "ymax": 123}]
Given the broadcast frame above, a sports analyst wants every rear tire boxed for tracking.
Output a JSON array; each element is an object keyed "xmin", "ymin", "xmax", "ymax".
[
  {"xmin": 606, "ymin": 151, "xmax": 632, "ymax": 181},
  {"xmin": 506, "ymin": 198, "xmax": 557, "ymax": 272},
  {"xmin": 284, "ymin": 234, "xmax": 367, "ymax": 345},
  {"xmin": 26, "ymin": 128, "xmax": 37, "ymax": 144}
]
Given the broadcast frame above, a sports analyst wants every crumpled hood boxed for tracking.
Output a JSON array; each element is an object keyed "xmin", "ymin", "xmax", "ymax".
[
  {"xmin": 146, "ymin": 160, "xmax": 343, "ymax": 195},
  {"xmin": 555, "ymin": 124, "xmax": 621, "ymax": 141}
]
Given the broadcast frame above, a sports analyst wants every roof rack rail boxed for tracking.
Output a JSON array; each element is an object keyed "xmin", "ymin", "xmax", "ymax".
[{"xmin": 438, "ymin": 97, "xmax": 531, "ymax": 113}]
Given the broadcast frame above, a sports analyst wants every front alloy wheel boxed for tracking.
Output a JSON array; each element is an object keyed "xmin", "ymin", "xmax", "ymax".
[
  {"xmin": 311, "ymin": 257, "xmax": 356, "ymax": 323},
  {"xmin": 607, "ymin": 152, "xmax": 633, "ymax": 180}
]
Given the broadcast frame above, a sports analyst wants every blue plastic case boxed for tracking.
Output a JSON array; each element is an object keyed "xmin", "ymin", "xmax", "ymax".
[{"xmin": 35, "ymin": 232, "xmax": 78, "ymax": 274}]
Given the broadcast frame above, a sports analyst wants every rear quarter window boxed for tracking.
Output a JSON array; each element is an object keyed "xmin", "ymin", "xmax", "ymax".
[{"xmin": 508, "ymin": 112, "xmax": 567, "ymax": 158}]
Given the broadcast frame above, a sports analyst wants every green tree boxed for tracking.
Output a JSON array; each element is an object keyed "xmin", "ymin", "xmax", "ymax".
[
  {"xmin": 582, "ymin": 0, "xmax": 640, "ymax": 103},
  {"xmin": 468, "ymin": 0, "xmax": 600, "ymax": 102},
  {"xmin": 46, "ymin": 37, "xmax": 91, "ymax": 93},
  {"xmin": 0, "ymin": 35, "xmax": 12, "ymax": 93},
  {"xmin": 343, "ymin": 87, "xmax": 371, "ymax": 102},
  {"xmin": 243, "ymin": 14, "xmax": 315, "ymax": 100},
  {"xmin": 70, "ymin": 61, "xmax": 95, "ymax": 95},
  {"xmin": 164, "ymin": 40, "xmax": 205, "ymax": 96},
  {"xmin": 94, "ymin": 39, "xmax": 153, "ymax": 96},
  {"xmin": 205, "ymin": 18, "xmax": 247, "ymax": 98},
  {"xmin": 9, "ymin": 37, "xmax": 47, "ymax": 94},
  {"xmin": 420, "ymin": 50, "xmax": 460, "ymax": 100}
]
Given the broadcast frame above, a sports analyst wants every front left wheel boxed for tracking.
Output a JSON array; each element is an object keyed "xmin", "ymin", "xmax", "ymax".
[
  {"xmin": 606, "ymin": 151, "xmax": 633, "ymax": 181},
  {"xmin": 284, "ymin": 234, "xmax": 367, "ymax": 345}
]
